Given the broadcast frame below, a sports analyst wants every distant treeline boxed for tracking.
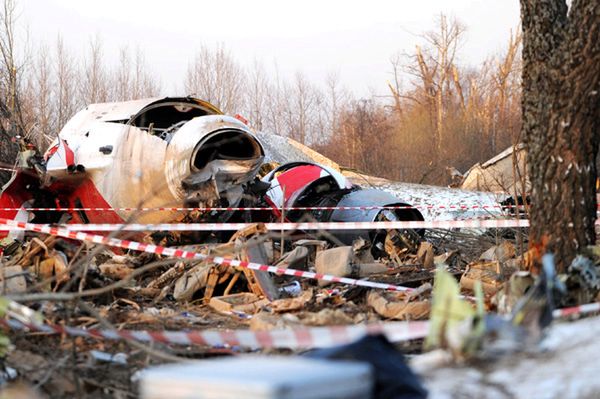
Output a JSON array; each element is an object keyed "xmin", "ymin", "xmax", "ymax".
[{"xmin": 0, "ymin": 1, "xmax": 520, "ymax": 186}]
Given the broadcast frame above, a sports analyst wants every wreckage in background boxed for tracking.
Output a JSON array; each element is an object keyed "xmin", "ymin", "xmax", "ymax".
[
  {"xmin": 460, "ymin": 143, "xmax": 529, "ymax": 195},
  {"xmin": 0, "ymin": 96, "xmax": 505, "ymax": 245}
]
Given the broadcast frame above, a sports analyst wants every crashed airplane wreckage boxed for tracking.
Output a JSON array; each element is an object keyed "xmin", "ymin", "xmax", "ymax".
[{"xmin": 0, "ymin": 96, "xmax": 504, "ymax": 252}]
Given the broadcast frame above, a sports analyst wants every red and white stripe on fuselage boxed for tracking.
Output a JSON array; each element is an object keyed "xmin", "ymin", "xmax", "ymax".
[
  {"xmin": 266, "ymin": 164, "xmax": 327, "ymax": 209},
  {"xmin": 263, "ymin": 163, "xmax": 352, "ymax": 220},
  {"xmin": 0, "ymin": 172, "xmax": 124, "ymax": 240},
  {"xmin": 0, "ymin": 172, "xmax": 35, "ymax": 240},
  {"xmin": 44, "ymin": 138, "xmax": 75, "ymax": 171}
]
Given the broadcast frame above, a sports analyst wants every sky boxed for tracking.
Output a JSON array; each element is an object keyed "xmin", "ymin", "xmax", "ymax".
[{"xmin": 20, "ymin": 0, "xmax": 521, "ymax": 97}]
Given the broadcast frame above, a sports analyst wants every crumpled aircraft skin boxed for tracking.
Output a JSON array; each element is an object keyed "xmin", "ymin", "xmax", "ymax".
[
  {"xmin": 0, "ymin": 96, "xmax": 504, "ymax": 246},
  {"xmin": 259, "ymin": 161, "xmax": 425, "ymax": 252},
  {"xmin": 0, "ymin": 97, "xmax": 265, "ymax": 228}
]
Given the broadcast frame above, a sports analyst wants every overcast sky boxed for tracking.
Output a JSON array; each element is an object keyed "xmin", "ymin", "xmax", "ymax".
[{"xmin": 21, "ymin": 0, "xmax": 521, "ymax": 97}]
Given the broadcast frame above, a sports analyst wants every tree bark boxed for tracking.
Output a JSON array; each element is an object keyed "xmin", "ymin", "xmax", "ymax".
[{"xmin": 520, "ymin": 0, "xmax": 600, "ymax": 271}]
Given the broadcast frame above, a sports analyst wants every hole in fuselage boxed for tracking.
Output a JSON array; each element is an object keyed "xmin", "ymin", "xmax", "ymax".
[
  {"xmin": 127, "ymin": 99, "xmax": 219, "ymax": 141},
  {"xmin": 192, "ymin": 130, "xmax": 262, "ymax": 170}
]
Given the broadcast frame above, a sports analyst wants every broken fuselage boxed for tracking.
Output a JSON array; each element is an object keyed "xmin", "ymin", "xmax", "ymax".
[{"xmin": 0, "ymin": 97, "xmax": 265, "ymax": 226}]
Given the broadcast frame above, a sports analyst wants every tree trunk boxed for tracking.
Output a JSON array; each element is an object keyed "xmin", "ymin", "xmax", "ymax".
[{"xmin": 520, "ymin": 0, "xmax": 600, "ymax": 272}]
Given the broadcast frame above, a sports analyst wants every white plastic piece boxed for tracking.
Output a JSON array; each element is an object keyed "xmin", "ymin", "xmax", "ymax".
[{"xmin": 139, "ymin": 356, "xmax": 373, "ymax": 399}]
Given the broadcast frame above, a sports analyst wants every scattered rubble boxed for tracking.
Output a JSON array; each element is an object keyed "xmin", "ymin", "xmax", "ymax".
[
  {"xmin": 1, "ymin": 210, "xmax": 596, "ymax": 398},
  {"xmin": 0, "ymin": 205, "xmax": 597, "ymax": 398},
  {"xmin": 0, "ymin": 97, "xmax": 596, "ymax": 397}
]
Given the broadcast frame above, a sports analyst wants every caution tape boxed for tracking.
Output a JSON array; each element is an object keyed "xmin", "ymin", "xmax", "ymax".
[
  {"xmin": 0, "ymin": 317, "xmax": 429, "ymax": 349},
  {"xmin": 552, "ymin": 302, "xmax": 600, "ymax": 318},
  {"xmin": 0, "ymin": 218, "xmax": 414, "ymax": 292},
  {"xmin": 2, "ymin": 302, "xmax": 598, "ymax": 349},
  {"xmin": 2, "ymin": 303, "xmax": 598, "ymax": 350},
  {"xmin": 0, "ymin": 204, "xmax": 525, "ymax": 212},
  {"xmin": 0, "ymin": 219, "xmax": 532, "ymax": 232}
]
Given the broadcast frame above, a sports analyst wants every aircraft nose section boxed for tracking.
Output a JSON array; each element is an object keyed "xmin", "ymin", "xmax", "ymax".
[
  {"xmin": 182, "ymin": 128, "xmax": 265, "ymax": 203},
  {"xmin": 164, "ymin": 116, "xmax": 265, "ymax": 207},
  {"xmin": 190, "ymin": 128, "xmax": 264, "ymax": 171}
]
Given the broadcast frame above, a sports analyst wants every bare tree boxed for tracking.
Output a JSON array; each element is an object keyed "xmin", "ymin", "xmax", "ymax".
[
  {"xmin": 0, "ymin": 0, "xmax": 26, "ymax": 183},
  {"xmin": 0, "ymin": 0, "xmax": 28, "ymax": 131},
  {"xmin": 323, "ymin": 71, "xmax": 348, "ymax": 141},
  {"xmin": 131, "ymin": 47, "xmax": 160, "ymax": 98},
  {"xmin": 286, "ymin": 72, "xmax": 323, "ymax": 144},
  {"xmin": 185, "ymin": 44, "xmax": 245, "ymax": 114},
  {"xmin": 80, "ymin": 35, "xmax": 109, "ymax": 104},
  {"xmin": 520, "ymin": 0, "xmax": 600, "ymax": 270},
  {"xmin": 28, "ymin": 43, "xmax": 53, "ymax": 148},
  {"xmin": 245, "ymin": 59, "xmax": 269, "ymax": 130},
  {"xmin": 400, "ymin": 14, "xmax": 466, "ymax": 162},
  {"xmin": 55, "ymin": 34, "xmax": 79, "ymax": 129},
  {"xmin": 113, "ymin": 46, "xmax": 160, "ymax": 101},
  {"xmin": 263, "ymin": 61, "xmax": 285, "ymax": 135},
  {"xmin": 491, "ymin": 30, "xmax": 522, "ymax": 152},
  {"xmin": 115, "ymin": 46, "xmax": 132, "ymax": 101}
]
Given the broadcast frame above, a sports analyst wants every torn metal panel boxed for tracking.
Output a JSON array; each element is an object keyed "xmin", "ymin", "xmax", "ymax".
[
  {"xmin": 256, "ymin": 133, "xmax": 507, "ymax": 222},
  {"xmin": 1, "ymin": 97, "xmax": 264, "ymax": 226},
  {"xmin": 344, "ymin": 171, "xmax": 507, "ymax": 221},
  {"xmin": 262, "ymin": 162, "xmax": 351, "ymax": 210},
  {"xmin": 460, "ymin": 144, "xmax": 529, "ymax": 194},
  {"xmin": 256, "ymin": 132, "xmax": 340, "ymax": 170},
  {"xmin": 330, "ymin": 189, "xmax": 424, "ymax": 245}
]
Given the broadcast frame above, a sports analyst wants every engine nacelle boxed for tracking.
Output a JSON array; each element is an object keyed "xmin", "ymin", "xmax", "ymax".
[{"xmin": 165, "ymin": 115, "xmax": 264, "ymax": 206}]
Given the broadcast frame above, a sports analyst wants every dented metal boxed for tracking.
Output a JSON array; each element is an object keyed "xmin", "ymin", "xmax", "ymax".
[
  {"xmin": 0, "ymin": 96, "xmax": 507, "ymax": 244},
  {"xmin": 1, "ymin": 97, "xmax": 265, "ymax": 225}
]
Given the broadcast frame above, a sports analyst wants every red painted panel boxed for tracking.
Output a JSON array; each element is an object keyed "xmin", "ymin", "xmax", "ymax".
[
  {"xmin": 66, "ymin": 178, "xmax": 124, "ymax": 224},
  {"xmin": 276, "ymin": 165, "xmax": 322, "ymax": 204}
]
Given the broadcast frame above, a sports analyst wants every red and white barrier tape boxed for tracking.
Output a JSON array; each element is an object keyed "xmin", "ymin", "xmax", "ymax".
[
  {"xmin": 552, "ymin": 302, "xmax": 600, "ymax": 318},
  {"xmin": 2, "ymin": 303, "xmax": 597, "ymax": 350},
  {"xmin": 0, "ymin": 204, "xmax": 526, "ymax": 212},
  {"xmin": 0, "ymin": 218, "xmax": 414, "ymax": 292},
  {"xmin": 0, "ymin": 167, "xmax": 16, "ymax": 173},
  {"xmin": 0, "ymin": 317, "xmax": 429, "ymax": 349},
  {"xmin": 0, "ymin": 219, "xmax": 532, "ymax": 232}
]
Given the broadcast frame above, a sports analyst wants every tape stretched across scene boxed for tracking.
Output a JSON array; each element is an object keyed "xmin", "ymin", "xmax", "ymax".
[
  {"xmin": 552, "ymin": 302, "xmax": 600, "ymax": 318},
  {"xmin": 0, "ymin": 204, "xmax": 538, "ymax": 212},
  {"xmin": 0, "ymin": 317, "xmax": 430, "ymax": 349},
  {"xmin": 0, "ymin": 219, "xmax": 533, "ymax": 232},
  {"xmin": 1, "ymin": 302, "xmax": 598, "ymax": 349},
  {"xmin": 0, "ymin": 218, "xmax": 415, "ymax": 292}
]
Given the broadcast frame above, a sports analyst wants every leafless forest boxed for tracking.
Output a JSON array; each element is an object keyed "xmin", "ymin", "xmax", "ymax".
[{"xmin": 0, "ymin": 0, "xmax": 521, "ymax": 187}]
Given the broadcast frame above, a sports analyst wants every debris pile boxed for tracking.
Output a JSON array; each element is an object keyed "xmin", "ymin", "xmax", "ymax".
[
  {"xmin": 0, "ymin": 216, "xmax": 598, "ymax": 398},
  {"xmin": 0, "ymin": 214, "xmax": 462, "ymax": 387},
  {"xmin": 0, "ymin": 97, "xmax": 597, "ymax": 398}
]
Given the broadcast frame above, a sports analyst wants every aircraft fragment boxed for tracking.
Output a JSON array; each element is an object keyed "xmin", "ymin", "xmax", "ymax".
[
  {"xmin": 0, "ymin": 96, "xmax": 507, "ymax": 252},
  {"xmin": 0, "ymin": 97, "xmax": 265, "ymax": 226}
]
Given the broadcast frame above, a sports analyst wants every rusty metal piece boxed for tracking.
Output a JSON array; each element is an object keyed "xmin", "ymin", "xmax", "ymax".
[
  {"xmin": 367, "ymin": 290, "xmax": 430, "ymax": 320},
  {"xmin": 229, "ymin": 223, "xmax": 268, "ymax": 242},
  {"xmin": 203, "ymin": 267, "xmax": 221, "ymax": 304},
  {"xmin": 209, "ymin": 293, "xmax": 269, "ymax": 314},
  {"xmin": 98, "ymin": 263, "xmax": 134, "ymax": 280},
  {"xmin": 18, "ymin": 236, "xmax": 56, "ymax": 267},
  {"xmin": 416, "ymin": 242, "xmax": 435, "ymax": 269},
  {"xmin": 147, "ymin": 261, "xmax": 186, "ymax": 289},
  {"xmin": 223, "ymin": 271, "xmax": 241, "ymax": 296},
  {"xmin": 270, "ymin": 288, "xmax": 313, "ymax": 313},
  {"xmin": 460, "ymin": 261, "xmax": 517, "ymax": 296},
  {"xmin": 35, "ymin": 251, "xmax": 70, "ymax": 291}
]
